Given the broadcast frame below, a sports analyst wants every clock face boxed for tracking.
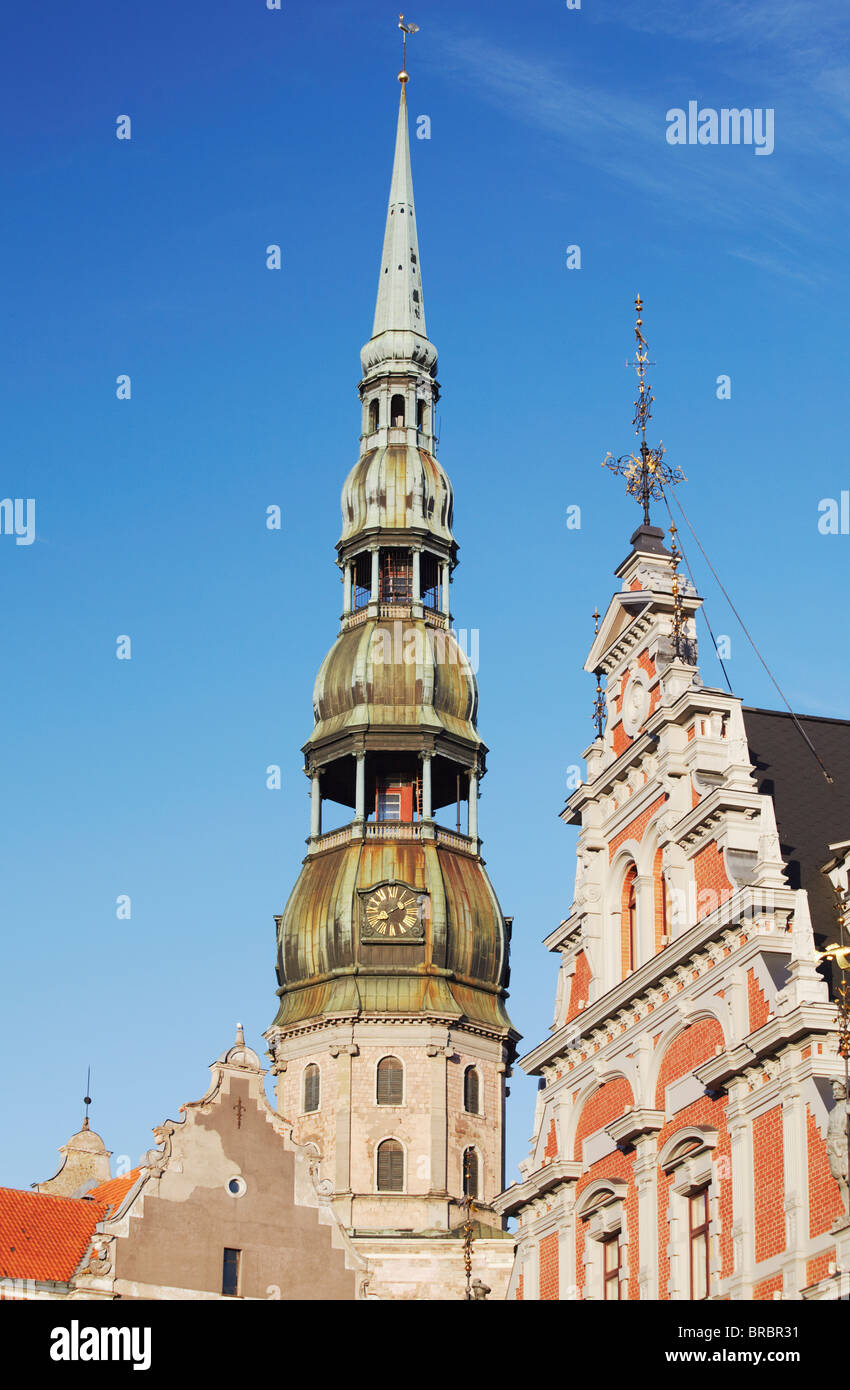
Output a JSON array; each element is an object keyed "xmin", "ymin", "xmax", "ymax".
[{"xmin": 364, "ymin": 884, "xmax": 422, "ymax": 939}]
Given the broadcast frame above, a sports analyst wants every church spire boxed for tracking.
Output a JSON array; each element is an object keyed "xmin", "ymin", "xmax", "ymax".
[
  {"xmin": 370, "ymin": 83, "xmax": 427, "ymax": 342},
  {"xmin": 360, "ymin": 45, "xmax": 437, "ymax": 396}
]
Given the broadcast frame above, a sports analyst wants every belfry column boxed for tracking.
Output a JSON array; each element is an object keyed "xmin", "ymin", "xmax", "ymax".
[
  {"xmin": 468, "ymin": 766, "xmax": 479, "ymax": 841},
  {"xmin": 421, "ymin": 751, "xmax": 432, "ymax": 820},
  {"xmin": 310, "ymin": 769, "xmax": 322, "ymax": 840},
  {"xmin": 412, "ymin": 546, "xmax": 422, "ymax": 617},
  {"xmin": 354, "ymin": 750, "xmax": 366, "ymax": 826}
]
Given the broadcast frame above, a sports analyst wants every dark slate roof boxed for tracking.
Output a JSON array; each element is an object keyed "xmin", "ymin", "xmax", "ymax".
[{"xmin": 743, "ymin": 707, "xmax": 850, "ymax": 983}]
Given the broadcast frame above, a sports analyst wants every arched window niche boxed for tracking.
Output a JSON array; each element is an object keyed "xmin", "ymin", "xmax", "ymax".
[{"xmin": 376, "ymin": 1138, "xmax": 404, "ymax": 1192}]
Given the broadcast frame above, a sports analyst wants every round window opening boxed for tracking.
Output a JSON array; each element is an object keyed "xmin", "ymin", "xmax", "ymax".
[{"xmin": 226, "ymin": 1176, "xmax": 247, "ymax": 1198}]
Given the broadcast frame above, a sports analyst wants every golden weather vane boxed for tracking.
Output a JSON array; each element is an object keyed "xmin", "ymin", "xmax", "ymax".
[
  {"xmin": 398, "ymin": 14, "xmax": 419, "ymax": 83},
  {"xmin": 602, "ymin": 295, "xmax": 687, "ymax": 526}
]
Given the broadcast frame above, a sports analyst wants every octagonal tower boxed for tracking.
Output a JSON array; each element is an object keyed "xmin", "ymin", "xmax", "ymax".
[{"xmin": 264, "ymin": 71, "xmax": 518, "ymax": 1298}]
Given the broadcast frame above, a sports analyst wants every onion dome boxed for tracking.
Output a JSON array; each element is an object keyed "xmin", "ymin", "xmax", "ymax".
[
  {"xmin": 339, "ymin": 444, "xmax": 454, "ymax": 549},
  {"xmin": 272, "ymin": 838, "xmax": 513, "ymax": 1036},
  {"xmin": 309, "ymin": 618, "xmax": 480, "ymax": 748}
]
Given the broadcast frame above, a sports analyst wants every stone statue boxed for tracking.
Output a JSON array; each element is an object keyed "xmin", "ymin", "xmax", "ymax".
[
  {"xmin": 826, "ymin": 1079, "xmax": 850, "ymax": 1213},
  {"xmin": 468, "ymin": 1277, "xmax": 491, "ymax": 1301}
]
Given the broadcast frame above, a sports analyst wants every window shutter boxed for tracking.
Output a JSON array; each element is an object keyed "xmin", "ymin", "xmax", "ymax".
[
  {"xmin": 304, "ymin": 1064, "xmax": 320, "ymax": 1113},
  {"xmin": 464, "ymin": 1067, "xmax": 480, "ymax": 1114},
  {"xmin": 377, "ymin": 1139, "xmax": 404, "ymax": 1191},
  {"xmin": 377, "ymin": 1057, "xmax": 403, "ymax": 1106}
]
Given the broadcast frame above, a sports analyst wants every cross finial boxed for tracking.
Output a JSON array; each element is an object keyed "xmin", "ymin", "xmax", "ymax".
[
  {"xmin": 83, "ymin": 1065, "xmax": 92, "ymax": 1126},
  {"xmin": 398, "ymin": 14, "xmax": 419, "ymax": 83}
]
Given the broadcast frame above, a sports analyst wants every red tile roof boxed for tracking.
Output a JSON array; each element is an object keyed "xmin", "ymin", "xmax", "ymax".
[
  {"xmin": 0, "ymin": 1188, "xmax": 108, "ymax": 1284},
  {"xmin": 87, "ymin": 1168, "xmax": 142, "ymax": 1213}
]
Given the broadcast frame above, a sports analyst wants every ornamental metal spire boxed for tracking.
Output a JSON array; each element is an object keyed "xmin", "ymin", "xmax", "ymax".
[
  {"xmin": 669, "ymin": 523, "xmax": 685, "ymax": 658},
  {"xmin": 591, "ymin": 609, "xmax": 605, "ymax": 739},
  {"xmin": 370, "ymin": 19, "xmax": 428, "ymax": 343},
  {"xmin": 602, "ymin": 295, "xmax": 686, "ymax": 527}
]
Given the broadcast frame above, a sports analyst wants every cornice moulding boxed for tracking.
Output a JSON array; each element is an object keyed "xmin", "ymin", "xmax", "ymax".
[{"xmin": 521, "ymin": 885, "xmax": 801, "ymax": 1074}]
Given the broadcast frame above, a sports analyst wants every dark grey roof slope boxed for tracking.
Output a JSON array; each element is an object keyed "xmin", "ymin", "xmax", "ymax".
[{"xmin": 743, "ymin": 707, "xmax": 850, "ymax": 978}]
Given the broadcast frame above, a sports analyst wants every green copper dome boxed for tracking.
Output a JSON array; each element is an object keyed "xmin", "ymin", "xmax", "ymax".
[
  {"xmin": 271, "ymin": 838, "xmax": 513, "ymax": 1036},
  {"xmin": 339, "ymin": 444, "xmax": 455, "ymax": 550},
  {"xmin": 309, "ymin": 617, "xmax": 480, "ymax": 749}
]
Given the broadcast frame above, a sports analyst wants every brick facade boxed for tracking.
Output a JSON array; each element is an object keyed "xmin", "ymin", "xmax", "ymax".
[
  {"xmin": 497, "ymin": 535, "xmax": 845, "ymax": 1303},
  {"xmin": 752, "ymin": 1107, "xmax": 785, "ymax": 1262}
]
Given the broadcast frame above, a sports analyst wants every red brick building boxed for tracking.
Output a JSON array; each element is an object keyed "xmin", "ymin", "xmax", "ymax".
[{"xmin": 495, "ymin": 519, "xmax": 850, "ymax": 1301}]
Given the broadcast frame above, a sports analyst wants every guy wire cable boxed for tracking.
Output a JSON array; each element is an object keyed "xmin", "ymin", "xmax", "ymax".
[
  {"xmin": 664, "ymin": 487, "xmax": 833, "ymax": 784},
  {"xmin": 660, "ymin": 490, "xmax": 733, "ymax": 694}
]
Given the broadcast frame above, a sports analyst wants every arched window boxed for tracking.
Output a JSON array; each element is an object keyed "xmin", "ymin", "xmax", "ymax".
[
  {"xmin": 463, "ymin": 1148, "xmax": 479, "ymax": 1200},
  {"xmin": 416, "ymin": 398, "xmax": 425, "ymax": 432},
  {"xmin": 376, "ymin": 1056, "xmax": 404, "ymax": 1106},
  {"xmin": 376, "ymin": 1138, "xmax": 404, "ymax": 1192},
  {"xmin": 621, "ymin": 863, "xmax": 638, "ymax": 975},
  {"xmin": 303, "ymin": 1063, "xmax": 320, "ymax": 1113},
  {"xmin": 463, "ymin": 1066, "xmax": 480, "ymax": 1115},
  {"xmin": 390, "ymin": 393, "xmax": 406, "ymax": 427},
  {"xmin": 368, "ymin": 398, "xmax": 380, "ymax": 433}
]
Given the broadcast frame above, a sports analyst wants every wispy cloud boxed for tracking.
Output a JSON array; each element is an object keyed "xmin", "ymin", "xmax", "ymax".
[{"xmin": 427, "ymin": 15, "xmax": 848, "ymax": 285}]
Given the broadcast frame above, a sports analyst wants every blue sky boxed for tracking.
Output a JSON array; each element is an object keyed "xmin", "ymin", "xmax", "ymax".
[{"xmin": 1, "ymin": 0, "xmax": 848, "ymax": 1190}]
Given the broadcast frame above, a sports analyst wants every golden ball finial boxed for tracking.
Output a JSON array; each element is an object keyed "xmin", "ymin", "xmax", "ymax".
[{"xmin": 398, "ymin": 69, "xmax": 409, "ymax": 84}]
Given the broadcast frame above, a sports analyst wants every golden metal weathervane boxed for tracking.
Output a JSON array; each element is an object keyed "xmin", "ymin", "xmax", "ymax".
[
  {"xmin": 398, "ymin": 14, "xmax": 419, "ymax": 83},
  {"xmin": 602, "ymin": 295, "xmax": 686, "ymax": 526}
]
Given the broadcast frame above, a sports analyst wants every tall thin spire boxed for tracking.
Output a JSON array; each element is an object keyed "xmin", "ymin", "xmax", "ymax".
[{"xmin": 371, "ymin": 84, "xmax": 427, "ymax": 341}]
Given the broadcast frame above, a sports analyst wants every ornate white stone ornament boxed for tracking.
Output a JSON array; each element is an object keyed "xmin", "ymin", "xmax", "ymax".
[{"xmin": 622, "ymin": 674, "xmax": 651, "ymax": 738}]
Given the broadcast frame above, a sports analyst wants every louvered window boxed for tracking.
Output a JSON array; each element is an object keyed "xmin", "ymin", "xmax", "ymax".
[
  {"xmin": 376, "ymin": 1056, "xmax": 404, "ymax": 1106},
  {"xmin": 377, "ymin": 1139, "xmax": 404, "ymax": 1192},
  {"xmin": 303, "ymin": 1063, "xmax": 320, "ymax": 1113},
  {"xmin": 463, "ymin": 1066, "xmax": 480, "ymax": 1115},
  {"xmin": 377, "ymin": 789, "xmax": 402, "ymax": 821},
  {"xmin": 463, "ymin": 1148, "xmax": 479, "ymax": 1200}
]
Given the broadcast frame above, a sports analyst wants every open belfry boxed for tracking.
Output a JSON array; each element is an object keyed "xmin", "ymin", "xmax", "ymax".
[
  {"xmin": 494, "ymin": 301, "xmax": 850, "ymax": 1300},
  {"xmin": 261, "ymin": 46, "xmax": 518, "ymax": 1297}
]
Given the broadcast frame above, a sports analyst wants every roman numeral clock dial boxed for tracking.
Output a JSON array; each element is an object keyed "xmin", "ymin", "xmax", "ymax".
[{"xmin": 363, "ymin": 884, "xmax": 423, "ymax": 941}]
